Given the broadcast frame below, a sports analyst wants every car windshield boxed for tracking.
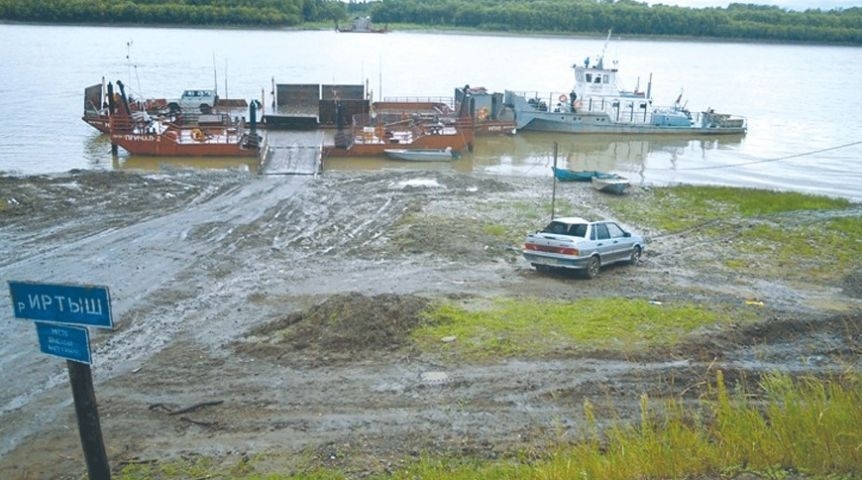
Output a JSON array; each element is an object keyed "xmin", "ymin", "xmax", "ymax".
[{"xmin": 542, "ymin": 221, "xmax": 587, "ymax": 238}]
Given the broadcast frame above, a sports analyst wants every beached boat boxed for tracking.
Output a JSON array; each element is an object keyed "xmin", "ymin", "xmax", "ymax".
[
  {"xmin": 325, "ymin": 114, "xmax": 474, "ymax": 157},
  {"xmin": 552, "ymin": 167, "xmax": 618, "ymax": 182},
  {"xmin": 506, "ymin": 31, "xmax": 746, "ymax": 136},
  {"xmin": 591, "ymin": 175, "xmax": 630, "ymax": 194},
  {"xmin": 384, "ymin": 147, "xmax": 456, "ymax": 162}
]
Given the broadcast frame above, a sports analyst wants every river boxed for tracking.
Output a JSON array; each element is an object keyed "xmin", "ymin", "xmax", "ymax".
[{"xmin": 1, "ymin": 24, "xmax": 860, "ymax": 200}]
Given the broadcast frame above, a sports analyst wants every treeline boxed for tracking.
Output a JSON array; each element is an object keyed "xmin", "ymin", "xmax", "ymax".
[
  {"xmin": 368, "ymin": 0, "xmax": 862, "ymax": 44},
  {"xmin": 0, "ymin": 0, "xmax": 345, "ymax": 26},
  {"xmin": 1, "ymin": 0, "xmax": 860, "ymax": 45}
]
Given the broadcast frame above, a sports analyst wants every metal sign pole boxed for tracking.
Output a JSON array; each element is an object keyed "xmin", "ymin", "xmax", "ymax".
[
  {"xmin": 67, "ymin": 360, "xmax": 111, "ymax": 480},
  {"xmin": 8, "ymin": 281, "xmax": 114, "ymax": 480}
]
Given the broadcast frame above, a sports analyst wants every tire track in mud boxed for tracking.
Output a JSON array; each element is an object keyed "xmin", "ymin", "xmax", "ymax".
[{"xmin": 0, "ymin": 172, "xmax": 313, "ymax": 458}]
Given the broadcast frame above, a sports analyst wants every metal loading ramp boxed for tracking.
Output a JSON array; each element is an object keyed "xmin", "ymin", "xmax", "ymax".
[{"xmin": 260, "ymin": 144, "xmax": 323, "ymax": 176}]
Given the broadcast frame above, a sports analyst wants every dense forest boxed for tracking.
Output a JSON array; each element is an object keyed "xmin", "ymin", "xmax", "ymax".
[{"xmin": 1, "ymin": 0, "xmax": 860, "ymax": 45}]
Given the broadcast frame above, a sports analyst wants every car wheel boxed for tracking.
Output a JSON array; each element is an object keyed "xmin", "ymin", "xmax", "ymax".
[
  {"xmin": 584, "ymin": 256, "xmax": 601, "ymax": 279},
  {"xmin": 630, "ymin": 246, "xmax": 642, "ymax": 265}
]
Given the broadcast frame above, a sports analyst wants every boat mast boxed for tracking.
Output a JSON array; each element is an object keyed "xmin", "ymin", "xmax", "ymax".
[
  {"xmin": 597, "ymin": 29, "xmax": 612, "ymax": 69},
  {"xmin": 212, "ymin": 52, "xmax": 218, "ymax": 96}
]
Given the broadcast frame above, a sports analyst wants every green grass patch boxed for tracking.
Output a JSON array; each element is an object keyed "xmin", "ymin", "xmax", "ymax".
[
  {"xmin": 412, "ymin": 297, "xmax": 746, "ymax": 361},
  {"xmin": 116, "ymin": 372, "xmax": 862, "ymax": 480},
  {"xmin": 608, "ymin": 185, "xmax": 850, "ymax": 232},
  {"xmin": 726, "ymin": 215, "xmax": 862, "ymax": 281},
  {"xmin": 602, "ymin": 185, "xmax": 860, "ymax": 281}
]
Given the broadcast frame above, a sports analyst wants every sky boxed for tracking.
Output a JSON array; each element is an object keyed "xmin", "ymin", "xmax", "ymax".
[{"xmin": 644, "ymin": 0, "xmax": 858, "ymax": 9}]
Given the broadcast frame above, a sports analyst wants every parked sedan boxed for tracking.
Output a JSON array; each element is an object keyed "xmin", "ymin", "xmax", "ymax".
[{"xmin": 522, "ymin": 216, "xmax": 644, "ymax": 278}]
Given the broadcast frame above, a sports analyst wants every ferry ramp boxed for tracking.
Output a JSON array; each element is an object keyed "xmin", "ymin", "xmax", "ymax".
[{"xmin": 260, "ymin": 144, "xmax": 323, "ymax": 176}]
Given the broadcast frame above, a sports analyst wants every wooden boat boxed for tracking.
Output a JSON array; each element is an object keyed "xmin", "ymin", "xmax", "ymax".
[
  {"xmin": 552, "ymin": 167, "xmax": 618, "ymax": 182},
  {"xmin": 384, "ymin": 147, "xmax": 456, "ymax": 162},
  {"xmin": 325, "ymin": 116, "xmax": 474, "ymax": 157},
  {"xmin": 591, "ymin": 175, "xmax": 630, "ymax": 194}
]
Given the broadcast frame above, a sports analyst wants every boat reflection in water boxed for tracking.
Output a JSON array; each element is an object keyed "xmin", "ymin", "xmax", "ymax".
[
  {"xmin": 466, "ymin": 131, "xmax": 745, "ymax": 184},
  {"xmin": 112, "ymin": 155, "xmax": 260, "ymax": 174}
]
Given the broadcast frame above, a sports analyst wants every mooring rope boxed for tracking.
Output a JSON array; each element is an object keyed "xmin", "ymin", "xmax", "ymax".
[{"xmin": 676, "ymin": 140, "xmax": 862, "ymax": 171}]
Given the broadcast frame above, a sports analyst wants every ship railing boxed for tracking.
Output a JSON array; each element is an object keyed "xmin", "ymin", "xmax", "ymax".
[
  {"xmin": 381, "ymin": 96, "xmax": 455, "ymax": 110},
  {"xmin": 511, "ymin": 90, "xmax": 656, "ymax": 125}
]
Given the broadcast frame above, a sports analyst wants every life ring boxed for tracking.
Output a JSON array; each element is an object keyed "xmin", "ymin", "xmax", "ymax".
[
  {"xmin": 558, "ymin": 94, "xmax": 568, "ymax": 104},
  {"xmin": 477, "ymin": 107, "xmax": 489, "ymax": 121},
  {"xmin": 191, "ymin": 128, "xmax": 205, "ymax": 142}
]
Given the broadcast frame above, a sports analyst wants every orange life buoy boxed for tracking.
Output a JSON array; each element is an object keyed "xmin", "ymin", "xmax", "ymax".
[
  {"xmin": 558, "ymin": 94, "xmax": 568, "ymax": 104},
  {"xmin": 477, "ymin": 107, "xmax": 489, "ymax": 121},
  {"xmin": 191, "ymin": 128, "xmax": 205, "ymax": 142}
]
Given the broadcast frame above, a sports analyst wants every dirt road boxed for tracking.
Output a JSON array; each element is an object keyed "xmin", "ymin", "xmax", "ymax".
[{"xmin": 0, "ymin": 169, "xmax": 859, "ymax": 478}]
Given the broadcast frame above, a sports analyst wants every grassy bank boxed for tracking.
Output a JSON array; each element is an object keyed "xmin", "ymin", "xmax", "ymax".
[
  {"xmin": 412, "ymin": 297, "xmax": 751, "ymax": 361},
  {"xmin": 117, "ymin": 371, "xmax": 862, "ymax": 479},
  {"xmin": 605, "ymin": 186, "xmax": 861, "ymax": 282}
]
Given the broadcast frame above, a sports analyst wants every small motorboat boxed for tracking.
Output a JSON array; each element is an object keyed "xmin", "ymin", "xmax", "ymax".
[
  {"xmin": 591, "ymin": 174, "xmax": 630, "ymax": 194},
  {"xmin": 384, "ymin": 147, "xmax": 457, "ymax": 162}
]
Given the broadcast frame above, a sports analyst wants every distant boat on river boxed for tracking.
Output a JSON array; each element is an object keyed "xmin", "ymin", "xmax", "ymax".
[{"xmin": 336, "ymin": 16, "xmax": 388, "ymax": 33}]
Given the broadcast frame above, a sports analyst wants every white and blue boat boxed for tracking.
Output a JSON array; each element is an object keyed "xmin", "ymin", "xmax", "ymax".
[{"xmin": 506, "ymin": 31, "xmax": 746, "ymax": 136}]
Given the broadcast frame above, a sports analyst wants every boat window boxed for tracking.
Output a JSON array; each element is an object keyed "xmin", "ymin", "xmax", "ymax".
[
  {"xmin": 594, "ymin": 76, "xmax": 602, "ymax": 84},
  {"xmin": 585, "ymin": 73, "xmax": 593, "ymax": 83}
]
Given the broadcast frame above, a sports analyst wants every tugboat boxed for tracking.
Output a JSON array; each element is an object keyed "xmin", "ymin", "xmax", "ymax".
[{"xmin": 506, "ymin": 30, "xmax": 747, "ymax": 135}]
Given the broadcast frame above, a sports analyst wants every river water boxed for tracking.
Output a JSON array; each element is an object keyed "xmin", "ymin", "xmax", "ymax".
[{"xmin": 1, "ymin": 24, "xmax": 860, "ymax": 200}]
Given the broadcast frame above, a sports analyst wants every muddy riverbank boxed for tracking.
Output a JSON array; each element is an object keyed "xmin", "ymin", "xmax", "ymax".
[{"xmin": 0, "ymin": 168, "xmax": 859, "ymax": 478}]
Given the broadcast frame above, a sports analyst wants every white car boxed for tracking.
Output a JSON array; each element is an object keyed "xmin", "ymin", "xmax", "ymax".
[
  {"xmin": 168, "ymin": 89, "xmax": 219, "ymax": 113},
  {"xmin": 523, "ymin": 216, "xmax": 644, "ymax": 278}
]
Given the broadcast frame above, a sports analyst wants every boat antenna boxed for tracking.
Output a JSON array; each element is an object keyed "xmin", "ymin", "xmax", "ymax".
[
  {"xmin": 597, "ymin": 29, "xmax": 612, "ymax": 70},
  {"xmin": 125, "ymin": 40, "xmax": 142, "ymax": 94},
  {"xmin": 377, "ymin": 52, "xmax": 383, "ymax": 102},
  {"xmin": 212, "ymin": 52, "xmax": 218, "ymax": 95}
]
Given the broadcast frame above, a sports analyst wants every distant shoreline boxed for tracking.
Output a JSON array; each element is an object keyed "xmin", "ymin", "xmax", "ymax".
[{"xmin": 0, "ymin": 20, "xmax": 853, "ymax": 47}]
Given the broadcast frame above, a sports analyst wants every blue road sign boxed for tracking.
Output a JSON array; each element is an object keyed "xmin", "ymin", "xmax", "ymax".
[
  {"xmin": 8, "ymin": 281, "xmax": 113, "ymax": 329},
  {"xmin": 35, "ymin": 322, "xmax": 92, "ymax": 364}
]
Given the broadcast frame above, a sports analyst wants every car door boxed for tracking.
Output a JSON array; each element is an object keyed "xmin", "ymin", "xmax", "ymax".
[
  {"xmin": 604, "ymin": 222, "xmax": 630, "ymax": 262},
  {"xmin": 591, "ymin": 223, "xmax": 616, "ymax": 261}
]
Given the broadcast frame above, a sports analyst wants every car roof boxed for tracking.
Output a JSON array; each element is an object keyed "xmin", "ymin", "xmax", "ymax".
[{"xmin": 550, "ymin": 217, "xmax": 590, "ymax": 224}]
